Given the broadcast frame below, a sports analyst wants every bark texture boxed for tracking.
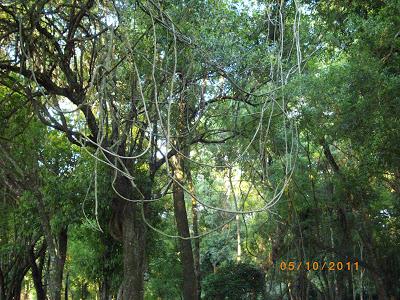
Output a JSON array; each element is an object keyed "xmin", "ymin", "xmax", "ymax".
[
  {"xmin": 111, "ymin": 175, "xmax": 147, "ymax": 300},
  {"xmin": 171, "ymin": 149, "xmax": 198, "ymax": 300}
]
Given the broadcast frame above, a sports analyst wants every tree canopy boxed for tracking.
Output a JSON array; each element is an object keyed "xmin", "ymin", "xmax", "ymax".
[{"xmin": 0, "ymin": 0, "xmax": 399, "ymax": 299}]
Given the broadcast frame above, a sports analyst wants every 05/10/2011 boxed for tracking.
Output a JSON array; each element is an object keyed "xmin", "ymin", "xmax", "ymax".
[{"xmin": 279, "ymin": 261, "xmax": 360, "ymax": 271}]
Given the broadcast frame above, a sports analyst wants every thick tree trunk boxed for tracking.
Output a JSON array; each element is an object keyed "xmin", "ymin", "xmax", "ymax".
[
  {"xmin": 111, "ymin": 175, "xmax": 147, "ymax": 300},
  {"xmin": 121, "ymin": 201, "xmax": 146, "ymax": 300},
  {"xmin": 172, "ymin": 154, "xmax": 198, "ymax": 300}
]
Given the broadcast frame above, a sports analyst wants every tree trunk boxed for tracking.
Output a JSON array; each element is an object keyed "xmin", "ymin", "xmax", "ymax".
[
  {"xmin": 170, "ymin": 73, "xmax": 199, "ymax": 300},
  {"xmin": 172, "ymin": 154, "xmax": 198, "ymax": 300},
  {"xmin": 28, "ymin": 244, "xmax": 46, "ymax": 300},
  {"xmin": 111, "ymin": 175, "xmax": 147, "ymax": 300},
  {"xmin": 48, "ymin": 227, "xmax": 68, "ymax": 300},
  {"xmin": 1, "ymin": 242, "xmax": 41, "ymax": 300},
  {"xmin": 0, "ymin": 268, "xmax": 6, "ymax": 300},
  {"xmin": 121, "ymin": 201, "xmax": 146, "ymax": 300},
  {"xmin": 35, "ymin": 192, "xmax": 68, "ymax": 300}
]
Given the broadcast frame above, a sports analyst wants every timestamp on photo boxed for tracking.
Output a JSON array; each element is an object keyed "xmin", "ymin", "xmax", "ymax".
[{"xmin": 279, "ymin": 261, "xmax": 360, "ymax": 271}]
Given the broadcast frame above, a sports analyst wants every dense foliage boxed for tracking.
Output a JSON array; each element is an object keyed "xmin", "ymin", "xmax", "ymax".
[{"xmin": 0, "ymin": 0, "xmax": 399, "ymax": 299}]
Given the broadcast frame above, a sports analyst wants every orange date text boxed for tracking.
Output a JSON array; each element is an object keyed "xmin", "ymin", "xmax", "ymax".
[{"xmin": 279, "ymin": 261, "xmax": 359, "ymax": 271}]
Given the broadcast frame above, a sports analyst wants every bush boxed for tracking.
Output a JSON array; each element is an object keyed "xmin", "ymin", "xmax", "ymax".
[{"xmin": 202, "ymin": 262, "xmax": 265, "ymax": 299}]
